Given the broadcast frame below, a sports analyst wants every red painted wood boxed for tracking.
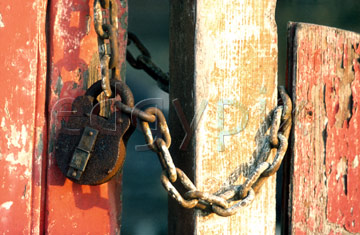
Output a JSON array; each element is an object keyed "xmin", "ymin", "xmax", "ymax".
[
  {"xmin": 0, "ymin": 0, "xmax": 47, "ymax": 233},
  {"xmin": 288, "ymin": 22, "xmax": 360, "ymax": 234},
  {"xmin": 45, "ymin": 0, "xmax": 127, "ymax": 233}
]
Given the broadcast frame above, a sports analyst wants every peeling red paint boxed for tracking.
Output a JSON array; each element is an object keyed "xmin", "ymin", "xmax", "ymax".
[
  {"xmin": 46, "ymin": 0, "xmax": 127, "ymax": 233},
  {"xmin": 0, "ymin": 0, "xmax": 127, "ymax": 233},
  {"xmin": 325, "ymin": 55, "xmax": 360, "ymax": 232},
  {"xmin": 289, "ymin": 23, "xmax": 360, "ymax": 234},
  {"xmin": 0, "ymin": 0, "xmax": 47, "ymax": 233}
]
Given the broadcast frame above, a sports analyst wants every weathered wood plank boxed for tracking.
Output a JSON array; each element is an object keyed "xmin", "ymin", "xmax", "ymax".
[
  {"xmin": 288, "ymin": 22, "xmax": 360, "ymax": 234},
  {"xmin": 0, "ymin": 0, "xmax": 47, "ymax": 233},
  {"xmin": 46, "ymin": 0, "xmax": 127, "ymax": 233},
  {"xmin": 169, "ymin": 1, "xmax": 278, "ymax": 234}
]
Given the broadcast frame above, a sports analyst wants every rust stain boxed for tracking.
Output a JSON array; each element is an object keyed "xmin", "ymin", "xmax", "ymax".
[{"xmin": 54, "ymin": 76, "xmax": 63, "ymax": 96}]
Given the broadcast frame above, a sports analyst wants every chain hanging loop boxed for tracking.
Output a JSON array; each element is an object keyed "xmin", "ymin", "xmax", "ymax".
[
  {"xmin": 126, "ymin": 32, "xmax": 169, "ymax": 92},
  {"xmin": 119, "ymin": 31, "xmax": 293, "ymax": 217},
  {"xmin": 125, "ymin": 86, "xmax": 293, "ymax": 217}
]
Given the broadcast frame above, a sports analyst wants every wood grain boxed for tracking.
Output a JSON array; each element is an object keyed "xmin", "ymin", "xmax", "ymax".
[
  {"xmin": 169, "ymin": 1, "xmax": 278, "ymax": 234},
  {"xmin": 288, "ymin": 22, "xmax": 360, "ymax": 234}
]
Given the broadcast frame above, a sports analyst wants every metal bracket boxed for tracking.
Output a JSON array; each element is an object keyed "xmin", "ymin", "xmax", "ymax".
[{"xmin": 67, "ymin": 126, "xmax": 99, "ymax": 180}]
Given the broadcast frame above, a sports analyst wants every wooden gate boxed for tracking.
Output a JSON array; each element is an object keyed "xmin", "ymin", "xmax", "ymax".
[
  {"xmin": 286, "ymin": 22, "xmax": 360, "ymax": 235},
  {"xmin": 0, "ymin": 0, "xmax": 47, "ymax": 233}
]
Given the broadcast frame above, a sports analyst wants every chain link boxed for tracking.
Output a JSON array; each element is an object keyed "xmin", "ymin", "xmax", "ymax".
[
  {"xmin": 94, "ymin": 0, "xmax": 121, "ymax": 97},
  {"xmin": 118, "ymin": 86, "xmax": 292, "ymax": 217},
  {"xmin": 126, "ymin": 32, "xmax": 170, "ymax": 93}
]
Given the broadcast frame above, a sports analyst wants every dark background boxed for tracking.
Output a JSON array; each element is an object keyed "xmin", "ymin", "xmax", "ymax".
[{"xmin": 121, "ymin": 1, "xmax": 360, "ymax": 234}]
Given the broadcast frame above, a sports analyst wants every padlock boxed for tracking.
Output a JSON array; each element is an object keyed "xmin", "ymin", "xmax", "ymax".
[{"xmin": 54, "ymin": 79, "xmax": 135, "ymax": 185}]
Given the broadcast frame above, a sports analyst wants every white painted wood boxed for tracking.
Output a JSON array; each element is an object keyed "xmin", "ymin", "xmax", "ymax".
[{"xmin": 169, "ymin": 0, "xmax": 278, "ymax": 234}]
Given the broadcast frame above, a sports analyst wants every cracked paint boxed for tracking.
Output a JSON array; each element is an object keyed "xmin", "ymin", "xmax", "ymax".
[
  {"xmin": 5, "ymin": 148, "xmax": 32, "ymax": 168},
  {"xmin": 0, "ymin": 14, "xmax": 4, "ymax": 28},
  {"xmin": 1, "ymin": 201, "xmax": 13, "ymax": 210},
  {"xmin": 352, "ymin": 155, "xmax": 359, "ymax": 168},
  {"xmin": 5, "ymin": 124, "xmax": 28, "ymax": 149}
]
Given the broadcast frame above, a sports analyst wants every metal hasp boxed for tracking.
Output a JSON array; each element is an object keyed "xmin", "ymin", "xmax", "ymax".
[{"xmin": 67, "ymin": 127, "xmax": 99, "ymax": 180}]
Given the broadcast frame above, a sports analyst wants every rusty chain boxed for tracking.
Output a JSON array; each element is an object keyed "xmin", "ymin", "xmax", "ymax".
[
  {"xmin": 97, "ymin": 2, "xmax": 292, "ymax": 217},
  {"xmin": 94, "ymin": 0, "xmax": 121, "ymax": 97},
  {"xmin": 126, "ymin": 32, "xmax": 170, "ymax": 93},
  {"xmin": 117, "ymin": 86, "xmax": 292, "ymax": 217}
]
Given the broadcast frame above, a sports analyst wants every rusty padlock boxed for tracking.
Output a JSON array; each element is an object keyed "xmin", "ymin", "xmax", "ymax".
[{"xmin": 54, "ymin": 79, "xmax": 135, "ymax": 185}]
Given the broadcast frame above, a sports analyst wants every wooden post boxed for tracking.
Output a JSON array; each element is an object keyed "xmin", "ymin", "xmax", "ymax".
[
  {"xmin": 169, "ymin": 1, "xmax": 278, "ymax": 234},
  {"xmin": 287, "ymin": 22, "xmax": 360, "ymax": 234},
  {"xmin": 0, "ymin": 0, "xmax": 47, "ymax": 233},
  {"xmin": 45, "ymin": 0, "xmax": 128, "ymax": 233}
]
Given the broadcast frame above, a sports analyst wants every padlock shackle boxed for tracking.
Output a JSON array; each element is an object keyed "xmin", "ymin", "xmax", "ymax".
[{"xmin": 85, "ymin": 79, "xmax": 134, "ymax": 107}]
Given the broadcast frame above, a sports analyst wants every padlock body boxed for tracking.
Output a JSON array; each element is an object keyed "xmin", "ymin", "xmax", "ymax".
[{"xmin": 54, "ymin": 80, "xmax": 134, "ymax": 185}]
